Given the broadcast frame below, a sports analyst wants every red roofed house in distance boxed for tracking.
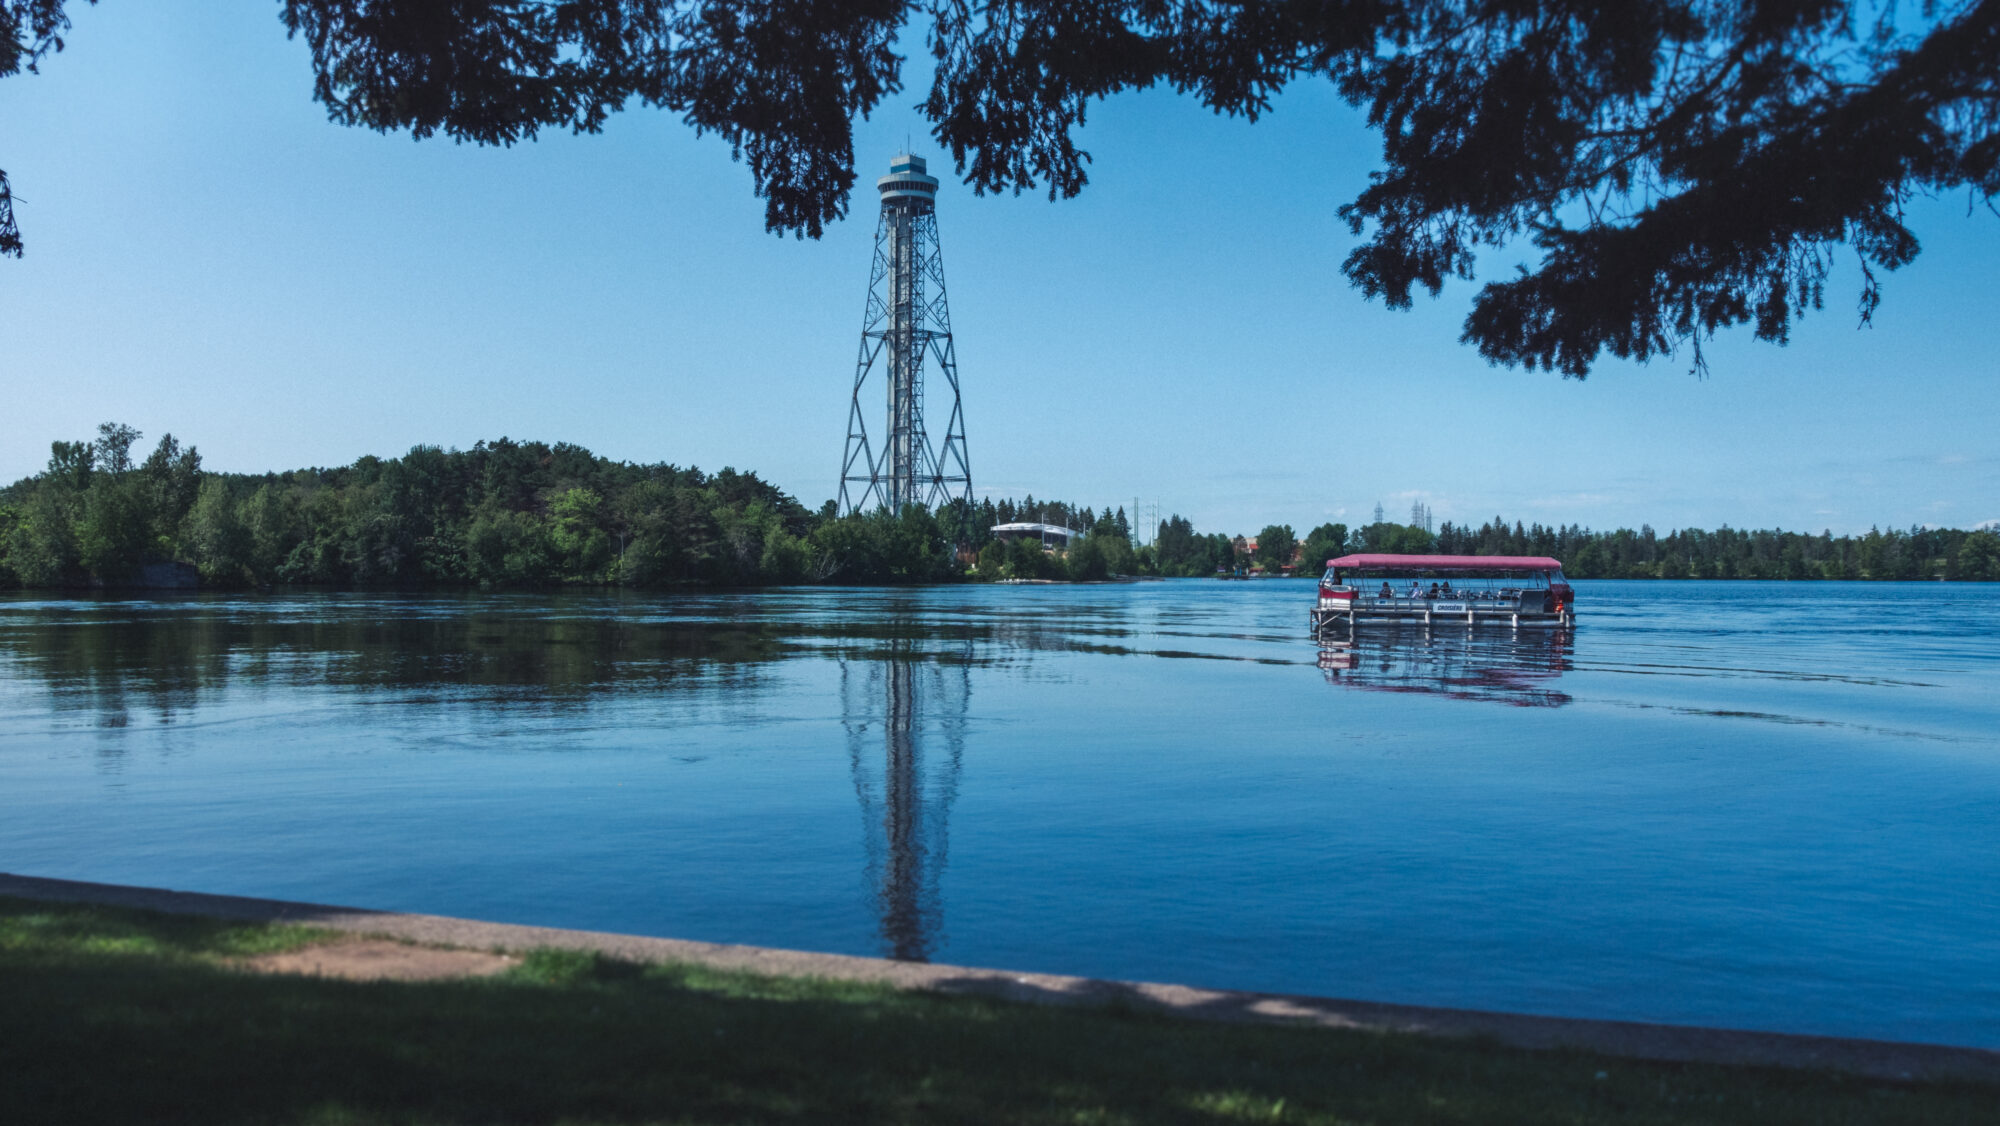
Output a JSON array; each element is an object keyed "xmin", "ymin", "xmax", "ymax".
[{"xmin": 1310, "ymin": 554, "xmax": 1575, "ymax": 640}]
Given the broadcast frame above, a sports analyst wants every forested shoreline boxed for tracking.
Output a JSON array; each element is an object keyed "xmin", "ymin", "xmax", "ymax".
[
  {"xmin": 2, "ymin": 426, "xmax": 1994, "ymax": 589},
  {"xmin": 0, "ymin": 426, "xmax": 961, "ymax": 588},
  {"xmin": 1425, "ymin": 518, "xmax": 2000, "ymax": 581}
]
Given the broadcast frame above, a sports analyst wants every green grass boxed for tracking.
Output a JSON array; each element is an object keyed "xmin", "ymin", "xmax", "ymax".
[{"xmin": 0, "ymin": 896, "xmax": 1991, "ymax": 1125}]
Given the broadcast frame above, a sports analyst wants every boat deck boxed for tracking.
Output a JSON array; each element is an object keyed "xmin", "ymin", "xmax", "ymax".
[{"xmin": 1311, "ymin": 597, "xmax": 1573, "ymax": 637}]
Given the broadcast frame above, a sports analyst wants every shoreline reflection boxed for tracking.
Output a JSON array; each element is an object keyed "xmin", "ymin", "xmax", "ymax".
[{"xmin": 1318, "ymin": 627, "xmax": 1575, "ymax": 708}]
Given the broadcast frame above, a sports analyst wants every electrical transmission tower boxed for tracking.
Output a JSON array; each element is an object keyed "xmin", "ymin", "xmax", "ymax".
[{"xmin": 838, "ymin": 154, "xmax": 972, "ymax": 526}]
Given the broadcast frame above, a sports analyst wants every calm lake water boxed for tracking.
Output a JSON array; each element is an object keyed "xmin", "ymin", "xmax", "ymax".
[{"xmin": 3, "ymin": 580, "xmax": 1997, "ymax": 1047}]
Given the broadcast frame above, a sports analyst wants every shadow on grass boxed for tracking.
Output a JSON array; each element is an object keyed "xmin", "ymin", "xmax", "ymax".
[
  {"xmin": 0, "ymin": 895, "xmax": 331, "ymax": 960},
  {"xmin": 3, "ymin": 897, "xmax": 1995, "ymax": 1125},
  {"xmin": 918, "ymin": 968, "xmax": 2000, "ymax": 1088}
]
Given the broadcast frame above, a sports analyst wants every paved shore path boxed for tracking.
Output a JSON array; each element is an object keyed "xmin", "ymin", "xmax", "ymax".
[{"xmin": 6, "ymin": 872, "xmax": 1995, "ymax": 1084}]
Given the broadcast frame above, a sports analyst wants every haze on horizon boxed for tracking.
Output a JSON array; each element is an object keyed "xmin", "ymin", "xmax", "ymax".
[{"xmin": 4, "ymin": 2, "xmax": 1996, "ymax": 537}]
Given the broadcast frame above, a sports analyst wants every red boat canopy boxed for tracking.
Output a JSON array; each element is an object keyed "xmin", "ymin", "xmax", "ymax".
[{"xmin": 1326, "ymin": 554, "xmax": 1563, "ymax": 571}]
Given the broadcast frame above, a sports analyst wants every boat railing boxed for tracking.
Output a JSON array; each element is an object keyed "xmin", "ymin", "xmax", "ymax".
[{"xmin": 1340, "ymin": 592, "xmax": 1544, "ymax": 610}]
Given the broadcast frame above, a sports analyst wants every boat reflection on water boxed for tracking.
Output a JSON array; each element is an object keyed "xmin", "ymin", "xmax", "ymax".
[
  {"xmin": 1317, "ymin": 627, "xmax": 1576, "ymax": 708},
  {"xmin": 840, "ymin": 637, "xmax": 971, "ymax": 962}
]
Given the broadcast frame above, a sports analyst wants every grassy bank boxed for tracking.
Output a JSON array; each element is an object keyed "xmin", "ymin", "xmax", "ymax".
[{"xmin": 2, "ymin": 896, "xmax": 1990, "ymax": 1125}]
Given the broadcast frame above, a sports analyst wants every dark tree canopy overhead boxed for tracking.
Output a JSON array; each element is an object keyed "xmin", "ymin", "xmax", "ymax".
[{"xmin": 6, "ymin": 1, "xmax": 1997, "ymax": 376}]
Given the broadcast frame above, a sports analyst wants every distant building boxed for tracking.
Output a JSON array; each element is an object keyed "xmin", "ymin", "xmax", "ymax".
[{"xmin": 990, "ymin": 522, "xmax": 1080, "ymax": 549}]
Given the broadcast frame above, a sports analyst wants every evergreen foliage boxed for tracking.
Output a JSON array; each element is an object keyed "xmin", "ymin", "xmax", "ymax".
[
  {"xmin": 1273, "ymin": 516, "xmax": 2000, "ymax": 580},
  {"xmin": 3, "ymin": 425, "xmax": 1994, "ymax": 587},
  {"xmin": 1433, "ymin": 518, "xmax": 2000, "ymax": 581},
  {"xmin": 1151, "ymin": 515, "xmax": 1236, "ymax": 577},
  {"xmin": 0, "ymin": 427, "xmax": 960, "ymax": 589}
]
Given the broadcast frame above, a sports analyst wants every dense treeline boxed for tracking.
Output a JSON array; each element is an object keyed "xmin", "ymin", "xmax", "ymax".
[
  {"xmin": 0, "ymin": 425, "xmax": 969, "ymax": 588},
  {"xmin": 1152, "ymin": 515, "xmax": 1240, "ymax": 577},
  {"xmin": 1224, "ymin": 516, "xmax": 2000, "ymax": 581},
  {"xmin": 1430, "ymin": 518, "xmax": 2000, "ymax": 581},
  {"xmin": 5, "ymin": 425, "xmax": 1994, "ymax": 588},
  {"xmin": 0, "ymin": 426, "xmax": 1168, "ymax": 588},
  {"xmin": 0, "ymin": 427, "xmax": 1199, "ymax": 589}
]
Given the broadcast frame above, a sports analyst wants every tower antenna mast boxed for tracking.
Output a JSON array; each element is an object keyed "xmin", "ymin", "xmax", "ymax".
[{"xmin": 837, "ymin": 153, "xmax": 972, "ymax": 529}]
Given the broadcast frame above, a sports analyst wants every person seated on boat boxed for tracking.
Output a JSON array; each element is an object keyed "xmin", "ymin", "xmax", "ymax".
[
  {"xmin": 1406, "ymin": 580, "xmax": 1423, "ymax": 600},
  {"xmin": 1378, "ymin": 581, "xmax": 1394, "ymax": 599},
  {"xmin": 1440, "ymin": 581, "xmax": 1453, "ymax": 596},
  {"xmin": 1426, "ymin": 582, "xmax": 1442, "ymax": 599}
]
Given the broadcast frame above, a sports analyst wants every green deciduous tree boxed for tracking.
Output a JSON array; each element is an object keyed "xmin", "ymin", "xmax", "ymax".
[
  {"xmin": 1955, "ymin": 530, "xmax": 2000, "ymax": 580},
  {"xmin": 974, "ymin": 538, "xmax": 1006, "ymax": 580},
  {"xmin": 45, "ymin": 440, "xmax": 92, "ymax": 489},
  {"xmin": 91, "ymin": 422, "xmax": 139, "ymax": 476},
  {"xmin": 240, "ymin": 484, "xmax": 300, "ymax": 578},
  {"xmin": 1003, "ymin": 534, "xmax": 1058, "ymax": 581},
  {"xmin": 810, "ymin": 505, "xmax": 958, "ymax": 584},
  {"xmin": 1254, "ymin": 524, "xmax": 1297, "ymax": 573},
  {"xmin": 1, "ymin": 486, "xmax": 78, "ymax": 585},
  {"xmin": 183, "ymin": 477, "xmax": 250, "ymax": 585},
  {"xmin": 466, "ymin": 508, "xmax": 555, "ymax": 586},
  {"xmin": 550, "ymin": 487, "xmax": 613, "ymax": 579},
  {"xmin": 1066, "ymin": 536, "xmax": 1110, "ymax": 581},
  {"xmin": 73, "ymin": 474, "xmax": 148, "ymax": 581},
  {"xmin": 1360, "ymin": 521, "xmax": 1435, "ymax": 555},
  {"xmin": 758, "ymin": 525, "xmax": 812, "ymax": 584},
  {"xmin": 140, "ymin": 433, "xmax": 202, "ymax": 555},
  {"xmin": 1298, "ymin": 523, "xmax": 1349, "ymax": 576}
]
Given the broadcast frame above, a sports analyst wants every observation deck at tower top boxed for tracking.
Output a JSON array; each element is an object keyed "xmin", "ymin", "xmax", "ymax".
[{"xmin": 877, "ymin": 153, "xmax": 940, "ymax": 204}]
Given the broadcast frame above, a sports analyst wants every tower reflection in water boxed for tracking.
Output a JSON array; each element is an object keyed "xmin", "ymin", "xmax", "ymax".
[
  {"xmin": 1318, "ymin": 627, "xmax": 1576, "ymax": 708},
  {"xmin": 841, "ymin": 637, "xmax": 971, "ymax": 962}
]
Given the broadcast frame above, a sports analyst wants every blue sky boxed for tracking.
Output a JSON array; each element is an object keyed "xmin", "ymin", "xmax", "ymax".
[{"xmin": 4, "ymin": 1, "xmax": 1996, "ymax": 536}]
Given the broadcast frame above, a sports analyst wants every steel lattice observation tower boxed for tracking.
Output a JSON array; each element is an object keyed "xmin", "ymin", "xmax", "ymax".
[{"xmin": 837, "ymin": 154, "xmax": 971, "ymax": 524}]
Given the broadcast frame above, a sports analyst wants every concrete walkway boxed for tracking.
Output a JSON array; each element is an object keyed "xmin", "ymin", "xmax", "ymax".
[{"xmin": 5, "ymin": 872, "xmax": 1994, "ymax": 1084}]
